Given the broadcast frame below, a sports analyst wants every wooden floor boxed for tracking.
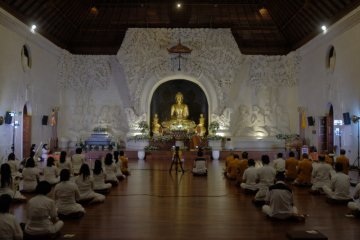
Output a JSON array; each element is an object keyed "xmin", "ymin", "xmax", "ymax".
[{"xmin": 12, "ymin": 158, "xmax": 360, "ymax": 240}]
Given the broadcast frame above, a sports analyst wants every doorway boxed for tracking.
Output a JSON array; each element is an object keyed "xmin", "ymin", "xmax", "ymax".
[{"xmin": 22, "ymin": 104, "xmax": 31, "ymax": 159}]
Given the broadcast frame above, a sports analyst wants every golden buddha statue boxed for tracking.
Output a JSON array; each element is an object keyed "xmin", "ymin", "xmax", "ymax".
[
  {"xmin": 162, "ymin": 92, "xmax": 196, "ymax": 132},
  {"xmin": 152, "ymin": 113, "xmax": 161, "ymax": 135},
  {"xmin": 196, "ymin": 114, "xmax": 206, "ymax": 136}
]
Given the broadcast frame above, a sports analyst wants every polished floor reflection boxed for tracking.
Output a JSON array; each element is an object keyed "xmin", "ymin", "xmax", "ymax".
[{"xmin": 13, "ymin": 158, "xmax": 360, "ymax": 240}]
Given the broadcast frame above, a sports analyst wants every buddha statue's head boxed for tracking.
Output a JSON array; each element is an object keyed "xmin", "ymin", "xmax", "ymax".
[{"xmin": 175, "ymin": 92, "xmax": 183, "ymax": 104}]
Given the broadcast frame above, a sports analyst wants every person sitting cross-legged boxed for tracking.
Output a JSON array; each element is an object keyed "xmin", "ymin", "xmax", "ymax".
[
  {"xmin": 54, "ymin": 169, "xmax": 85, "ymax": 219},
  {"xmin": 25, "ymin": 181, "xmax": 64, "ymax": 238},
  {"xmin": 225, "ymin": 154, "xmax": 240, "ymax": 180},
  {"xmin": 309, "ymin": 155, "xmax": 333, "ymax": 194},
  {"xmin": 253, "ymin": 155, "xmax": 276, "ymax": 206},
  {"xmin": 348, "ymin": 183, "xmax": 360, "ymax": 217},
  {"xmin": 262, "ymin": 172, "xmax": 303, "ymax": 221},
  {"xmin": 240, "ymin": 159, "xmax": 259, "ymax": 193},
  {"xmin": 75, "ymin": 163, "xmax": 106, "ymax": 204},
  {"xmin": 294, "ymin": 153, "xmax": 313, "ymax": 187},
  {"xmin": 322, "ymin": 162, "xmax": 352, "ymax": 203},
  {"xmin": 192, "ymin": 148, "xmax": 207, "ymax": 176},
  {"xmin": 93, "ymin": 160, "xmax": 112, "ymax": 194},
  {"xmin": 0, "ymin": 194, "xmax": 23, "ymax": 240},
  {"xmin": 285, "ymin": 151, "xmax": 298, "ymax": 181}
]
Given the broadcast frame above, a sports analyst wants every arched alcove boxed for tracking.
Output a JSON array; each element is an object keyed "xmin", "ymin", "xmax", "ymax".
[{"xmin": 150, "ymin": 80, "xmax": 208, "ymax": 133}]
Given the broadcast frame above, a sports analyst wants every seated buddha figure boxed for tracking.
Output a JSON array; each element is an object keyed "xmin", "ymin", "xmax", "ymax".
[
  {"xmin": 196, "ymin": 114, "xmax": 206, "ymax": 137},
  {"xmin": 152, "ymin": 113, "xmax": 162, "ymax": 136},
  {"xmin": 162, "ymin": 92, "xmax": 196, "ymax": 132}
]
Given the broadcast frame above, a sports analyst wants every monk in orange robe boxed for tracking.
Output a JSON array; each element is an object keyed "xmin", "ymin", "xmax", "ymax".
[
  {"xmin": 285, "ymin": 151, "xmax": 298, "ymax": 181},
  {"xmin": 295, "ymin": 153, "xmax": 313, "ymax": 185},
  {"xmin": 336, "ymin": 149, "xmax": 350, "ymax": 174}
]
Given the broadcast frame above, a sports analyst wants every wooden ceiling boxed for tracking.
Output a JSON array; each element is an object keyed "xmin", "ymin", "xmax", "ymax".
[{"xmin": 1, "ymin": 0, "xmax": 360, "ymax": 55}]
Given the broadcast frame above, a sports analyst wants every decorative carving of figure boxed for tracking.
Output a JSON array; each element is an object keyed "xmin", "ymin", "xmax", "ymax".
[
  {"xmin": 196, "ymin": 114, "xmax": 206, "ymax": 136},
  {"xmin": 152, "ymin": 114, "xmax": 161, "ymax": 135},
  {"xmin": 162, "ymin": 92, "xmax": 195, "ymax": 132}
]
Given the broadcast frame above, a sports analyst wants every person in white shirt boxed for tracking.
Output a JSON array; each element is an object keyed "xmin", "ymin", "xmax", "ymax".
[
  {"xmin": 0, "ymin": 194, "xmax": 23, "ymax": 240},
  {"xmin": 41, "ymin": 144, "xmax": 49, "ymax": 162},
  {"xmin": 240, "ymin": 159, "xmax": 259, "ymax": 191},
  {"xmin": 25, "ymin": 181, "xmax": 64, "ymax": 237},
  {"xmin": 57, "ymin": 151, "xmax": 73, "ymax": 176},
  {"xmin": 348, "ymin": 183, "xmax": 360, "ymax": 216},
  {"xmin": 93, "ymin": 160, "xmax": 112, "ymax": 193},
  {"xmin": 104, "ymin": 153, "xmax": 119, "ymax": 186},
  {"xmin": 310, "ymin": 155, "xmax": 332, "ymax": 194},
  {"xmin": 0, "ymin": 163, "xmax": 26, "ymax": 201},
  {"xmin": 262, "ymin": 172, "xmax": 300, "ymax": 220},
  {"xmin": 273, "ymin": 153, "xmax": 285, "ymax": 173},
  {"xmin": 71, "ymin": 148, "xmax": 85, "ymax": 175},
  {"xmin": 322, "ymin": 162, "xmax": 352, "ymax": 201},
  {"xmin": 54, "ymin": 169, "xmax": 85, "ymax": 218},
  {"xmin": 43, "ymin": 157, "xmax": 60, "ymax": 185},
  {"xmin": 75, "ymin": 163, "xmax": 105, "ymax": 204},
  {"xmin": 192, "ymin": 148, "xmax": 207, "ymax": 175},
  {"xmin": 7, "ymin": 153, "xmax": 21, "ymax": 179},
  {"xmin": 21, "ymin": 158, "xmax": 41, "ymax": 193},
  {"xmin": 254, "ymin": 155, "xmax": 276, "ymax": 202}
]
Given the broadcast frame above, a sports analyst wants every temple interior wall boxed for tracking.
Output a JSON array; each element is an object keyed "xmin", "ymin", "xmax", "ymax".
[{"xmin": 1, "ymin": 6, "xmax": 360, "ymax": 160}]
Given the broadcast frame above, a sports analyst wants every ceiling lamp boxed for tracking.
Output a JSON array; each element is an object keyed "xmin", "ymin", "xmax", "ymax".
[
  {"xmin": 90, "ymin": 6, "xmax": 99, "ymax": 16},
  {"xmin": 176, "ymin": 3, "xmax": 182, "ymax": 9}
]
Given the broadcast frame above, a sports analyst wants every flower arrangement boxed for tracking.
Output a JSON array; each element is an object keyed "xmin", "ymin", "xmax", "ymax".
[
  {"xmin": 209, "ymin": 121, "xmax": 220, "ymax": 135},
  {"xmin": 94, "ymin": 127, "xmax": 107, "ymax": 132},
  {"xmin": 206, "ymin": 134, "xmax": 224, "ymax": 141},
  {"xmin": 138, "ymin": 121, "xmax": 149, "ymax": 134},
  {"xmin": 152, "ymin": 135, "xmax": 174, "ymax": 142},
  {"xmin": 127, "ymin": 134, "xmax": 150, "ymax": 141},
  {"xmin": 145, "ymin": 145, "xmax": 159, "ymax": 151},
  {"xmin": 275, "ymin": 133, "xmax": 297, "ymax": 140}
]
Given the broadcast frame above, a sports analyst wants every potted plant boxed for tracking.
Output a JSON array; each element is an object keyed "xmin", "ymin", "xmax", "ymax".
[
  {"xmin": 207, "ymin": 121, "xmax": 223, "ymax": 160},
  {"xmin": 126, "ymin": 121, "xmax": 150, "ymax": 160}
]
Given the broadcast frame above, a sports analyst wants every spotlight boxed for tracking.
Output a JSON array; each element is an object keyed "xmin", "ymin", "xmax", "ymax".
[
  {"xmin": 30, "ymin": 24, "xmax": 37, "ymax": 33},
  {"xmin": 321, "ymin": 25, "xmax": 327, "ymax": 33},
  {"xmin": 176, "ymin": 3, "xmax": 182, "ymax": 8},
  {"xmin": 352, "ymin": 115, "xmax": 360, "ymax": 123}
]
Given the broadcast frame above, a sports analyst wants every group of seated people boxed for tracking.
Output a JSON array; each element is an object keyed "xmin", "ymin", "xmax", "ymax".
[
  {"xmin": 0, "ymin": 148, "xmax": 131, "ymax": 239},
  {"xmin": 224, "ymin": 150, "xmax": 360, "ymax": 220}
]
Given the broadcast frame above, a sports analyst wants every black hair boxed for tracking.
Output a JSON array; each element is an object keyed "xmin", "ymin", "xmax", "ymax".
[
  {"xmin": 7, "ymin": 153, "xmax": 15, "ymax": 161},
  {"xmin": 75, "ymin": 148, "xmax": 82, "ymax": 154},
  {"xmin": 104, "ymin": 153, "xmax": 113, "ymax": 166},
  {"xmin": 47, "ymin": 157, "xmax": 55, "ymax": 167},
  {"xmin": 248, "ymin": 159, "xmax": 255, "ymax": 167},
  {"xmin": 79, "ymin": 163, "xmax": 91, "ymax": 181},
  {"xmin": 0, "ymin": 194, "xmax": 12, "ymax": 213},
  {"xmin": 302, "ymin": 153, "xmax": 309, "ymax": 159},
  {"xmin": 277, "ymin": 152, "xmax": 283, "ymax": 158},
  {"xmin": 120, "ymin": 151, "xmax": 125, "ymax": 156},
  {"xmin": 275, "ymin": 171, "xmax": 285, "ymax": 181},
  {"xmin": 289, "ymin": 151, "xmax": 295, "ymax": 157},
  {"xmin": 60, "ymin": 151, "xmax": 67, "ymax": 163},
  {"xmin": 93, "ymin": 160, "xmax": 103, "ymax": 175},
  {"xmin": 60, "ymin": 169, "xmax": 71, "ymax": 181},
  {"xmin": 1, "ymin": 163, "xmax": 12, "ymax": 188},
  {"xmin": 340, "ymin": 149, "xmax": 346, "ymax": 155},
  {"xmin": 261, "ymin": 155, "xmax": 270, "ymax": 165},
  {"xmin": 36, "ymin": 181, "xmax": 52, "ymax": 195},
  {"xmin": 242, "ymin": 152, "xmax": 248, "ymax": 159},
  {"xmin": 233, "ymin": 154, "xmax": 240, "ymax": 159},
  {"xmin": 113, "ymin": 151, "xmax": 119, "ymax": 163},
  {"xmin": 318, "ymin": 155, "xmax": 325, "ymax": 162},
  {"xmin": 335, "ymin": 162, "xmax": 343, "ymax": 172},
  {"xmin": 25, "ymin": 157, "xmax": 35, "ymax": 168}
]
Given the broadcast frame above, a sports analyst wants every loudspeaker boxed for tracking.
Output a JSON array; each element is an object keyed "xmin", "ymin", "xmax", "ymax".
[
  {"xmin": 5, "ymin": 111, "xmax": 12, "ymax": 124},
  {"xmin": 307, "ymin": 116, "xmax": 315, "ymax": 126},
  {"xmin": 42, "ymin": 115, "xmax": 48, "ymax": 125},
  {"xmin": 343, "ymin": 112, "xmax": 351, "ymax": 125}
]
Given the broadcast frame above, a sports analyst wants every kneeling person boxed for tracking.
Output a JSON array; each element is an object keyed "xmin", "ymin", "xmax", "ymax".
[
  {"xmin": 240, "ymin": 159, "xmax": 258, "ymax": 191},
  {"xmin": 262, "ymin": 172, "xmax": 299, "ymax": 220}
]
